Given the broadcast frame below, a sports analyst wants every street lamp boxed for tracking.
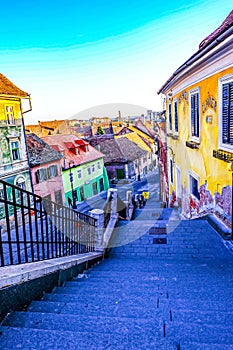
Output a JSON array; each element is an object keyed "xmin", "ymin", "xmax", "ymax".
[{"xmin": 69, "ymin": 160, "xmax": 77, "ymax": 209}]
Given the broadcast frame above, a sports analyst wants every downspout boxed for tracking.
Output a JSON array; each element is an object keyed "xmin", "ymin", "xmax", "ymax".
[{"xmin": 21, "ymin": 94, "xmax": 34, "ymax": 193}]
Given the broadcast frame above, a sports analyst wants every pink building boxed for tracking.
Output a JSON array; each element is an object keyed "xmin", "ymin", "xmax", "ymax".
[{"xmin": 26, "ymin": 133, "xmax": 65, "ymax": 204}]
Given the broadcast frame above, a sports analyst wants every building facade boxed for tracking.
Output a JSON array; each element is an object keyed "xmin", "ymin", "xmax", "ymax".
[
  {"xmin": 26, "ymin": 133, "xmax": 65, "ymax": 204},
  {"xmin": 0, "ymin": 73, "xmax": 32, "ymax": 217},
  {"xmin": 42, "ymin": 134, "xmax": 109, "ymax": 205},
  {"xmin": 158, "ymin": 11, "xmax": 233, "ymax": 229}
]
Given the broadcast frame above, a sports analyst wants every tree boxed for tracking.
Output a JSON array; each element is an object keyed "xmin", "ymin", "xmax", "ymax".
[{"xmin": 97, "ymin": 125, "xmax": 105, "ymax": 135}]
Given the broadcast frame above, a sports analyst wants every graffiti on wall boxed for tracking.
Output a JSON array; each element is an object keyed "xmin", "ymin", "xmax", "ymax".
[{"xmin": 181, "ymin": 181, "xmax": 232, "ymax": 228}]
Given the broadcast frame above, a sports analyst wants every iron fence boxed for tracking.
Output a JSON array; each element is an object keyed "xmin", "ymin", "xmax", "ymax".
[{"xmin": 0, "ymin": 179, "xmax": 97, "ymax": 267}]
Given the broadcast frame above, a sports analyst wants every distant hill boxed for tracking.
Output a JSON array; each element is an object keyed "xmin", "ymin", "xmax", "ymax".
[{"xmin": 69, "ymin": 103, "xmax": 148, "ymax": 120}]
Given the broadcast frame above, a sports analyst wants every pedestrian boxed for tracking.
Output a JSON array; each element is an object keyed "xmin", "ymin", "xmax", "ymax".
[
  {"xmin": 138, "ymin": 194, "xmax": 143, "ymax": 208},
  {"xmin": 68, "ymin": 197, "xmax": 72, "ymax": 208},
  {"xmin": 132, "ymin": 194, "xmax": 137, "ymax": 208}
]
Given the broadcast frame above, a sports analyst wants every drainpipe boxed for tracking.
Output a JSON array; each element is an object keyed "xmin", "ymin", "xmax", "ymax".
[{"xmin": 21, "ymin": 95, "xmax": 34, "ymax": 193}]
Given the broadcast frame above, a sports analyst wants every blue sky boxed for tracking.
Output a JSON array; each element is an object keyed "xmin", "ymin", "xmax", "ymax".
[{"xmin": 1, "ymin": 0, "xmax": 233, "ymax": 122}]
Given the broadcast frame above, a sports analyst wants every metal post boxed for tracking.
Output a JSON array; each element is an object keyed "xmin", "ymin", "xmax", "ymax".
[{"xmin": 69, "ymin": 162, "xmax": 77, "ymax": 209}]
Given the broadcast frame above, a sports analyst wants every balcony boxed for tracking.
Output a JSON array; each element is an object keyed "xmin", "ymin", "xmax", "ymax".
[
  {"xmin": 213, "ymin": 149, "xmax": 233, "ymax": 163},
  {"xmin": 186, "ymin": 141, "xmax": 200, "ymax": 149}
]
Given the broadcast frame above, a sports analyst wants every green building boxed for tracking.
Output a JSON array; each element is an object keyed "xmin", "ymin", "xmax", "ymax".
[{"xmin": 42, "ymin": 134, "xmax": 109, "ymax": 205}]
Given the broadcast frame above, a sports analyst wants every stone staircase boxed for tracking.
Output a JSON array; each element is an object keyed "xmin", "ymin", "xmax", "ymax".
[
  {"xmin": 0, "ymin": 256, "xmax": 233, "ymax": 349},
  {"xmin": 0, "ymin": 193, "xmax": 233, "ymax": 349}
]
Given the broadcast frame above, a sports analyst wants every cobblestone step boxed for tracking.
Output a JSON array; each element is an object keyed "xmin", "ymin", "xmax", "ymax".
[
  {"xmin": 170, "ymin": 309, "xmax": 233, "ymax": 325},
  {"xmin": 0, "ymin": 327, "xmax": 177, "ymax": 350},
  {"xmin": 0, "ymin": 200, "xmax": 232, "ymax": 350},
  {"xmin": 179, "ymin": 341, "xmax": 233, "ymax": 350},
  {"xmin": 166, "ymin": 321, "xmax": 233, "ymax": 345},
  {"xmin": 64, "ymin": 280, "xmax": 233, "ymax": 296},
  {"xmin": 28, "ymin": 300, "xmax": 163, "ymax": 319},
  {"xmin": 42, "ymin": 291, "xmax": 168, "ymax": 308},
  {"xmin": 2, "ymin": 311, "xmax": 162, "ymax": 337}
]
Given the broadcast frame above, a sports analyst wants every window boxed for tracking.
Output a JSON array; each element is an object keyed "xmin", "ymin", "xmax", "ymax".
[
  {"xmin": 174, "ymin": 100, "xmax": 178, "ymax": 133},
  {"xmin": 0, "ymin": 187, "xmax": 4, "ymax": 200},
  {"xmin": 15, "ymin": 177, "xmax": 26, "ymax": 190},
  {"xmin": 170, "ymin": 159, "xmax": 173, "ymax": 184},
  {"xmin": 176, "ymin": 166, "xmax": 181, "ymax": 198},
  {"xmin": 35, "ymin": 168, "xmax": 48, "ymax": 183},
  {"xmin": 15, "ymin": 176, "xmax": 26, "ymax": 198},
  {"xmin": 219, "ymin": 77, "xmax": 233, "ymax": 149},
  {"xmin": 92, "ymin": 164, "xmax": 95, "ymax": 172},
  {"xmin": 48, "ymin": 165, "xmax": 58, "ymax": 178},
  {"xmin": 168, "ymin": 103, "xmax": 172, "ymax": 131},
  {"xmin": 189, "ymin": 173, "xmax": 200, "ymax": 200},
  {"xmin": 92, "ymin": 182, "xmax": 98, "ymax": 195},
  {"xmin": 55, "ymin": 190, "xmax": 62, "ymax": 205},
  {"xmin": 99, "ymin": 178, "xmax": 104, "ymax": 191},
  {"xmin": 77, "ymin": 169, "xmax": 82, "ymax": 179},
  {"xmin": 190, "ymin": 89, "xmax": 200, "ymax": 139},
  {"xmin": 97, "ymin": 161, "xmax": 101, "ymax": 169},
  {"xmin": 10, "ymin": 141, "xmax": 20, "ymax": 161},
  {"xmin": 6, "ymin": 106, "xmax": 15, "ymax": 124},
  {"xmin": 87, "ymin": 167, "xmax": 91, "ymax": 175}
]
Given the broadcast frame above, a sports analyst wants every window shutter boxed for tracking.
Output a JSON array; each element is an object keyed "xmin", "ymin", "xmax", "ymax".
[
  {"xmin": 222, "ymin": 83, "xmax": 230, "ymax": 144},
  {"xmin": 35, "ymin": 170, "xmax": 40, "ymax": 184},
  {"xmin": 191, "ymin": 93, "xmax": 199, "ymax": 138},
  {"xmin": 174, "ymin": 101, "xmax": 178, "ymax": 132},
  {"xmin": 191, "ymin": 95, "xmax": 195, "ymax": 136},
  {"xmin": 195, "ymin": 94, "xmax": 199, "ymax": 138},
  {"xmin": 169, "ymin": 103, "xmax": 172, "ymax": 130},
  {"xmin": 229, "ymin": 82, "xmax": 233, "ymax": 145}
]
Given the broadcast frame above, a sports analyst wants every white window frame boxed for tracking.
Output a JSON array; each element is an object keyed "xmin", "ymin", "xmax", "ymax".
[
  {"xmin": 174, "ymin": 99, "xmax": 179, "ymax": 134},
  {"xmin": 97, "ymin": 161, "xmax": 101, "ymax": 170},
  {"xmin": 92, "ymin": 164, "xmax": 95, "ymax": 173},
  {"xmin": 189, "ymin": 87, "xmax": 200, "ymax": 142},
  {"xmin": 188, "ymin": 171, "xmax": 200, "ymax": 200},
  {"xmin": 176, "ymin": 165, "xmax": 181, "ymax": 198},
  {"xmin": 218, "ymin": 74, "xmax": 233, "ymax": 152},
  {"xmin": 10, "ymin": 140, "xmax": 20, "ymax": 161},
  {"xmin": 6, "ymin": 106, "xmax": 15, "ymax": 124},
  {"xmin": 14, "ymin": 175, "xmax": 26, "ymax": 196},
  {"xmin": 168, "ymin": 102, "xmax": 172, "ymax": 131},
  {"xmin": 87, "ymin": 167, "xmax": 91, "ymax": 175},
  {"xmin": 169, "ymin": 158, "xmax": 174, "ymax": 185}
]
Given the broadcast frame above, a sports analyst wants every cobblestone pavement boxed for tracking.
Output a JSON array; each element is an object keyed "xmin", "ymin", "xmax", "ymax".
[{"xmin": 0, "ymin": 189, "xmax": 233, "ymax": 349}]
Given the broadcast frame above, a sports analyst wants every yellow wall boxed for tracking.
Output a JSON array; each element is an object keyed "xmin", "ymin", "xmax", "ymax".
[
  {"xmin": 0, "ymin": 99, "xmax": 22, "ymax": 122},
  {"xmin": 168, "ymin": 66, "xmax": 233, "ymax": 200}
]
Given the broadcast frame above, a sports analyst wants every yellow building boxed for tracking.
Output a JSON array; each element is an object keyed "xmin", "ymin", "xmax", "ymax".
[
  {"xmin": 115, "ymin": 128, "xmax": 156, "ymax": 174},
  {"xmin": 158, "ymin": 11, "xmax": 233, "ymax": 230}
]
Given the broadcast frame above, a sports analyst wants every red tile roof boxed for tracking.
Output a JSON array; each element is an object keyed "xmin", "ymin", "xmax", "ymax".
[
  {"xmin": 42, "ymin": 134, "xmax": 104, "ymax": 168},
  {"xmin": 74, "ymin": 139, "xmax": 89, "ymax": 146},
  {"xmin": 0, "ymin": 73, "xmax": 28, "ymax": 97}
]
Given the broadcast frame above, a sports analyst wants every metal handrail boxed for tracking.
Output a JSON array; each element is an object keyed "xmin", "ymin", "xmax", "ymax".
[{"xmin": 0, "ymin": 178, "xmax": 97, "ymax": 267}]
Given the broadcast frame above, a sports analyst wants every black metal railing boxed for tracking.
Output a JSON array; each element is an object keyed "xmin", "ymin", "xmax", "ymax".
[
  {"xmin": 0, "ymin": 179, "xmax": 97, "ymax": 267},
  {"xmin": 213, "ymin": 149, "xmax": 233, "ymax": 163}
]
